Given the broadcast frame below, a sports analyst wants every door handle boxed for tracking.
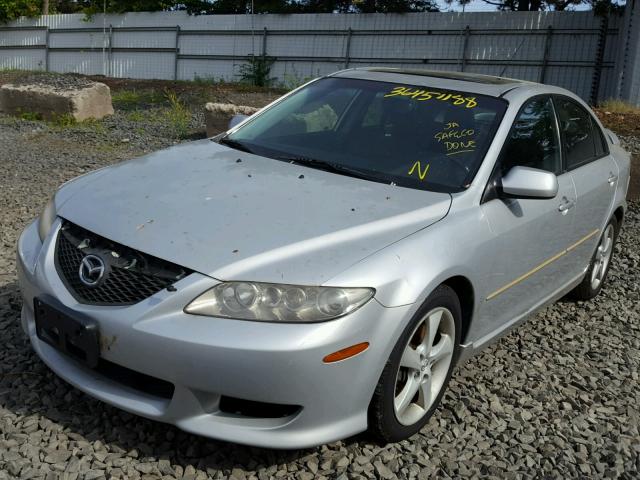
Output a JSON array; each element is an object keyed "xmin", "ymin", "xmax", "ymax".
[
  {"xmin": 558, "ymin": 198, "xmax": 575, "ymax": 214},
  {"xmin": 608, "ymin": 174, "xmax": 618, "ymax": 185}
]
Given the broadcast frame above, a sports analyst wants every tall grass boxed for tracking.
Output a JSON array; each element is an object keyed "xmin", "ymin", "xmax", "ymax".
[
  {"xmin": 164, "ymin": 90, "xmax": 191, "ymax": 139},
  {"xmin": 112, "ymin": 89, "xmax": 166, "ymax": 110},
  {"xmin": 599, "ymin": 99, "xmax": 640, "ymax": 115}
]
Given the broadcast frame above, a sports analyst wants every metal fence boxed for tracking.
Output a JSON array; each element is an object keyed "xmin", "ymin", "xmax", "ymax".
[{"xmin": 1, "ymin": 8, "xmax": 639, "ymax": 105}]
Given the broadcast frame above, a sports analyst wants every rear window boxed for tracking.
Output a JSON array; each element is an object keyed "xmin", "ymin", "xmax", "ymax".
[{"xmin": 226, "ymin": 77, "xmax": 508, "ymax": 193}]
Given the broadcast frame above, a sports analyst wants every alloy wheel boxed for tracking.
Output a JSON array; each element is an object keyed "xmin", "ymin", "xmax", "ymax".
[
  {"xmin": 393, "ymin": 307, "xmax": 456, "ymax": 426},
  {"xmin": 590, "ymin": 224, "xmax": 615, "ymax": 290}
]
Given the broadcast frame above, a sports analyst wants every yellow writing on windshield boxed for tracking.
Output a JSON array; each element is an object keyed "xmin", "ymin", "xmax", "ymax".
[
  {"xmin": 434, "ymin": 129, "xmax": 475, "ymax": 142},
  {"xmin": 408, "ymin": 161, "xmax": 430, "ymax": 180},
  {"xmin": 384, "ymin": 87, "xmax": 478, "ymax": 109},
  {"xmin": 445, "ymin": 141, "xmax": 476, "ymax": 155},
  {"xmin": 434, "ymin": 122, "xmax": 477, "ymax": 156}
]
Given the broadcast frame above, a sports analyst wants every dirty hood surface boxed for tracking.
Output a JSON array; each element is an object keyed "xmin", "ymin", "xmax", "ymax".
[{"xmin": 57, "ymin": 140, "xmax": 452, "ymax": 285}]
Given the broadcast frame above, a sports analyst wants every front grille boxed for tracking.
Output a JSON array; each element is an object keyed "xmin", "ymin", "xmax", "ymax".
[{"xmin": 55, "ymin": 221, "xmax": 192, "ymax": 306}]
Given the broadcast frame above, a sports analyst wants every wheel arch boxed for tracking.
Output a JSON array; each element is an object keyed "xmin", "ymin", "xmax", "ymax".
[
  {"xmin": 441, "ymin": 275, "xmax": 475, "ymax": 345},
  {"xmin": 613, "ymin": 205, "xmax": 624, "ymax": 231}
]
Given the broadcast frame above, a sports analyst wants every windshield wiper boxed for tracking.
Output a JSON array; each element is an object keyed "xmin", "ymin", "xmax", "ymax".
[
  {"xmin": 218, "ymin": 137, "xmax": 255, "ymax": 154},
  {"xmin": 277, "ymin": 155, "xmax": 382, "ymax": 183}
]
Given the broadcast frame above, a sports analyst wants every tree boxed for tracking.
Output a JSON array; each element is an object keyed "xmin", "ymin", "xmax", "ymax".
[
  {"xmin": 2, "ymin": 0, "xmax": 619, "ymax": 21},
  {"xmin": 444, "ymin": 0, "xmax": 623, "ymax": 11},
  {"xmin": 57, "ymin": 0, "xmax": 440, "ymax": 15},
  {"xmin": 0, "ymin": 0, "xmax": 41, "ymax": 23},
  {"xmin": 303, "ymin": 0, "xmax": 438, "ymax": 12}
]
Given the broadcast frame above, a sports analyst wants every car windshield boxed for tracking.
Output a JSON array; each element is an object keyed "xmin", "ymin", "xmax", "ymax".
[{"xmin": 224, "ymin": 77, "xmax": 508, "ymax": 193}]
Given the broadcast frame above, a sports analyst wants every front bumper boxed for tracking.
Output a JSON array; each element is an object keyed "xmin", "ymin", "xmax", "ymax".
[{"xmin": 17, "ymin": 219, "xmax": 412, "ymax": 448}]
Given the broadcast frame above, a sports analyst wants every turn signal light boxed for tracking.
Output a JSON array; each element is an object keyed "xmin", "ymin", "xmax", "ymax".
[{"xmin": 323, "ymin": 342, "xmax": 370, "ymax": 363}]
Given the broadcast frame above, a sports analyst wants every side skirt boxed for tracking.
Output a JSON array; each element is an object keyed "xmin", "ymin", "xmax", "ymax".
[{"xmin": 457, "ymin": 269, "xmax": 587, "ymax": 363}]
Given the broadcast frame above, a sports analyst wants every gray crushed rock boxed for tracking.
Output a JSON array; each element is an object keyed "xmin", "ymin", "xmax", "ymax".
[
  {"xmin": 11, "ymin": 73, "xmax": 95, "ymax": 91},
  {"xmin": 619, "ymin": 134, "xmax": 640, "ymax": 155}
]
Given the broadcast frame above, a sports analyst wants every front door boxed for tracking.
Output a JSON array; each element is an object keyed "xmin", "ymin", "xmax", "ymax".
[{"xmin": 473, "ymin": 96, "xmax": 578, "ymax": 342}]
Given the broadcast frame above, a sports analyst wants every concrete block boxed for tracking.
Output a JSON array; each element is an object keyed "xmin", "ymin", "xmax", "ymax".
[
  {"xmin": 0, "ymin": 77, "xmax": 114, "ymax": 121},
  {"xmin": 205, "ymin": 102, "xmax": 259, "ymax": 137}
]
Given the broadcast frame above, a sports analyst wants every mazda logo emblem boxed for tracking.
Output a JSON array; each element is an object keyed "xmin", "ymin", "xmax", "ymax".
[{"xmin": 79, "ymin": 254, "xmax": 105, "ymax": 286}]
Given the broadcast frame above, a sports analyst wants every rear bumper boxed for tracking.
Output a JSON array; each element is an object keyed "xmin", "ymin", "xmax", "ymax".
[{"xmin": 17, "ymin": 219, "xmax": 413, "ymax": 448}]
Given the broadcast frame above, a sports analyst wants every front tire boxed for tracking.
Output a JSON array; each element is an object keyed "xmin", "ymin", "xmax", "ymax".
[
  {"xmin": 368, "ymin": 285, "xmax": 461, "ymax": 443},
  {"xmin": 569, "ymin": 217, "xmax": 618, "ymax": 301}
]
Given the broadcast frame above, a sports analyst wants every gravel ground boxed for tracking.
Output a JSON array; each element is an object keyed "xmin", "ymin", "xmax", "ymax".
[
  {"xmin": 0, "ymin": 101, "xmax": 639, "ymax": 479},
  {"xmin": 10, "ymin": 74, "xmax": 94, "ymax": 91}
]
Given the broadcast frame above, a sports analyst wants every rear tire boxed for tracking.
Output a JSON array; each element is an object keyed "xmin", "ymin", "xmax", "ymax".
[
  {"xmin": 368, "ymin": 285, "xmax": 461, "ymax": 443},
  {"xmin": 569, "ymin": 217, "xmax": 618, "ymax": 301}
]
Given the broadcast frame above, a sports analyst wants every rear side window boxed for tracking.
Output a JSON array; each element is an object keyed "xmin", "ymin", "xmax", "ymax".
[
  {"xmin": 591, "ymin": 116, "xmax": 609, "ymax": 157},
  {"xmin": 499, "ymin": 96, "xmax": 561, "ymax": 175},
  {"xmin": 554, "ymin": 97, "xmax": 602, "ymax": 169}
]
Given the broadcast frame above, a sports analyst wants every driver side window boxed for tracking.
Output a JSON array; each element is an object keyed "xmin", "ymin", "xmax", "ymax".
[{"xmin": 499, "ymin": 96, "xmax": 561, "ymax": 176}]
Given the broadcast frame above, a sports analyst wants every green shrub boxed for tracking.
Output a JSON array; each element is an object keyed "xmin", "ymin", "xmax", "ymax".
[
  {"xmin": 19, "ymin": 111, "xmax": 42, "ymax": 121},
  {"xmin": 239, "ymin": 56, "xmax": 275, "ymax": 87}
]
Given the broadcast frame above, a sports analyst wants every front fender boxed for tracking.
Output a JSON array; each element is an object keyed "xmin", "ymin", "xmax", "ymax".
[{"xmin": 326, "ymin": 205, "xmax": 492, "ymax": 317}]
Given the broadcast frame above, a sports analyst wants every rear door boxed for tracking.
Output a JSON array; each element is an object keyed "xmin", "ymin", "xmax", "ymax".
[
  {"xmin": 553, "ymin": 96, "xmax": 618, "ymax": 272},
  {"xmin": 476, "ymin": 96, "xmax": 577, "ymax": 340}
]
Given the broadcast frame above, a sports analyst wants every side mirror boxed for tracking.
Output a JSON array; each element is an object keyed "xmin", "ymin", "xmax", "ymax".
[
  {"xmin": 501, "ymin": 166, "xmax": 558, "ymax": 199},
  {"xmin": 228, "ymin": 114, "xmax": 249, "ymax": 130}
]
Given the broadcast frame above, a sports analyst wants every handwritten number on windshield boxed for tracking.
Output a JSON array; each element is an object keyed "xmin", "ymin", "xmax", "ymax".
[{"xmin": 384, "ymin": 87, "xmax": 478, "ymax": 109}]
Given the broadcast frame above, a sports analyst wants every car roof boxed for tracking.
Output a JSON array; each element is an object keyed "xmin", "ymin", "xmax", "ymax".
[{"xmin": 330, "ymin": 67, "xmax": 535, "ymax": 98}]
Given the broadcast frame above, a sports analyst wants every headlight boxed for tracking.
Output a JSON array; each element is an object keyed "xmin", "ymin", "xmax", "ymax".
[
  {"xmin": 185, "ymin": 282, "xmax": 375, "ymax": 323},
  {"xmin": 38, "ymin": 196, "xmax": 57, "ymax": 242}
]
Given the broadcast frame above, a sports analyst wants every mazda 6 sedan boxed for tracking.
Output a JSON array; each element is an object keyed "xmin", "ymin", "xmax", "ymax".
[{"xmin": 17, "ymin": 68, "xmax": 630, "ymax": 448}]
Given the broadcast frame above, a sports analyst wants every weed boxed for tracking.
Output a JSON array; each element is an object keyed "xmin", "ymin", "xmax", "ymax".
[
  {"xmin": 50, "ymin": 113, "xmax": 77, "ymax": 128},
  {"xmin": 126, "ymin": 110, "xmax": 146, "ymax": 123},
  {"xmin": 112, "ymin": 89, "xmax": 166, "ymax": 110},
  {"xmin": 599, "ymin": 99, "xmax": 640, "ymax": 115},
  {"xmin": 193, "ymin": 74, "xmax": 220, "ymax": 85},
  {"xmin": 164, "ymin": 89, "xmax": 191, "ymax": 139},
  {"xmin": 81, "ymin": 118, "xmax": 107, "ymax": 134},
  {"xmin": 19, "ymin": 111, "xmax": 43, "ymax": 121},
  {"xmin": 281, "ymin": 71, "xmax": 314, "ymax": 90},
  {"xmin": 239, "ymin": 56, "xmax": 275, "ymax": 87}
]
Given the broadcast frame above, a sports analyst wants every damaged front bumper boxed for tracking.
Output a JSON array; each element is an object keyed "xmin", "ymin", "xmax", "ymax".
[{"xmin": 17, "ymin": 218, "xmax": 412, "ymax": 448}]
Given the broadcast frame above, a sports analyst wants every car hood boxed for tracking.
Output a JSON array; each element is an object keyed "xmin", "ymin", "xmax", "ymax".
[{"xmin": 57, "ymin": 140, "xmax": 451, "ymax": 285}]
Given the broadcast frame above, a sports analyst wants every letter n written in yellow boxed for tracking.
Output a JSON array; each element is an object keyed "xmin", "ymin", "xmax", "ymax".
[{"xmin": 408, "ymin": 161, "xmax": 430, "ymax": 180}]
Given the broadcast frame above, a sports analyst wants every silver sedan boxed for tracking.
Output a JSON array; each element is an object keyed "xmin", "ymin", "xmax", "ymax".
[{"xmin": 17, "ymin": 68, "xmax": 630, "ymax": 448}]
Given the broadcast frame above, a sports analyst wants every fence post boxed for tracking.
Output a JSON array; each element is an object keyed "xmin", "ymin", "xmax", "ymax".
[
  {"xmin": 262, "ymin": 27, "xmax": 268, "ymax": 60},
  {"xmin": 613, "ymin": 0, "xmax": 636, "ymax": 101},
  {"xmin": 44, "ymin": 27, "xmax": 50, "ymax": 72},
  {"xmin": 174, "ymin": 25, "xmax": 180, "ymax": 81},
  {"xmin": 460, "ymin": 26, "xmax": 470, "ymax": 72},
  {"xmin": 590, "ymin": 15, "xmax": 609, "ymax": 105},
  {"xmin": 107, "ymin": 25, "xmax": 113, "ymax": 77},
  {"xmin": 539, "ymin": 25, "xmax": 553, "ymax": 83},
  {"xmin": 344, "ymin": 27, "xmax": 352, "ymax": 69}
]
